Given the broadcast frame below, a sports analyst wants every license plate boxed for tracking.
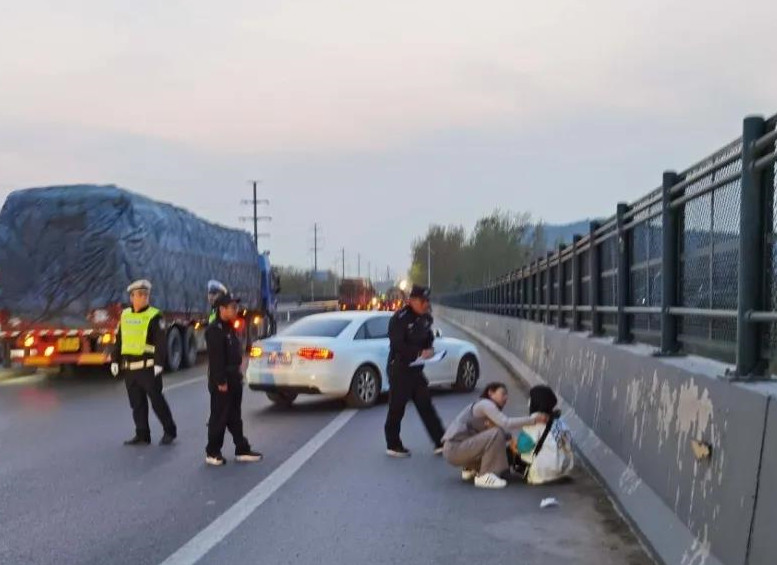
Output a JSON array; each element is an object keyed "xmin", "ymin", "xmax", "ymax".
[
  {"xmin": 57, "ymin": 337, "xmax": 81, "ymax": 353},
  {"xmin": 267, "ymin": 352, "xmax": 292, "ymax": 366}
]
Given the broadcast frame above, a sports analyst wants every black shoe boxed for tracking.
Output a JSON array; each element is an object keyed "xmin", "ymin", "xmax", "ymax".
[
  {"xmin": 159, "ymin": 433, "xmax": 176, "ymax": 446},
  {"xmin": 206, "ymin": 453, "xmax": 227, "ymax": 466},
  {"xmin": 124, "ymin": 435, "xmax": 151, "ymax": 446},
  {"xmin": 386, "ymin": 445, "xmax": 411, "ymax": 458},
  {"xmin": 235, "ymin": 450, "xmax": 263, "ymax": 463}
]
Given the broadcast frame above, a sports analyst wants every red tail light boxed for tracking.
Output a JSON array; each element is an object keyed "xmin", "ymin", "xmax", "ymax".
[
  {"xmin": 234, "ymin": 319, "xmax": 243, "ymax": 330},
  {"xmin": 297, "ymin": 347, "xmax": 334, "ymax": 360}
]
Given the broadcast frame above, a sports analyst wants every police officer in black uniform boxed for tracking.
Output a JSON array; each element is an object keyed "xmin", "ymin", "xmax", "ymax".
[
  {"xmin": 111, "ymin": 279, "xmax": 177, "ymax": 446},
  {"xmin": 205, "ymin": 292, "xmax": 262, "ymax": 466},
  {"xmin": 384, "ymin": 284, "xmax": 445, "ymax": 457}
]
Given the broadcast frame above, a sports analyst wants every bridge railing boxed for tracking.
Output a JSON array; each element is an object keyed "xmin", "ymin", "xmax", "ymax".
[{"xmin": 441, "ymin": 113, "xmax": 777, "ymax": 378}]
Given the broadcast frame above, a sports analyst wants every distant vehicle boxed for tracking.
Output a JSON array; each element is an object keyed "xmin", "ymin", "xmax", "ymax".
[
  {"xmin": 384, "ymin": 286, "xmax": 406, "ymax": 311},
  {"xmin": 0, "ymin": 185, "xmax": 278, "ymax": 372},
  {"xmin": 338, "ymin": 278, "xmax": 376, "ymax": 311},
  {"xmin": 246, "ymin": 311, "xmax": 481, "ymax": 408}
]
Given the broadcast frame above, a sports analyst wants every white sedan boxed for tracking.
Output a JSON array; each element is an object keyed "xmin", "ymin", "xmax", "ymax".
[{"xmin": 246, "ymin": 311, "xmax": 480, "ymax": 408}]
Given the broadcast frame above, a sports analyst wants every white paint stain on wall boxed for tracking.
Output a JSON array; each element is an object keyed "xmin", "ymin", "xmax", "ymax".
[
  {"xmin": 619, "ymin": 458, "xmax": 642, "ymax": 496},
  {"xmin": 675, "ymin": 379, "xmax": 714, "ymax": 472},
  {"xmin": 681, "ymin": 524, "xmax": 711, "ymax": 565},
  {"xmin": 657, "ymin": 380, "xmax": 677, "ymax": 451}
]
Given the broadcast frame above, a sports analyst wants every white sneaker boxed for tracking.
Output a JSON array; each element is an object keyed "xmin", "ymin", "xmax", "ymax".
[
  {"xmin": 461, "ymin": 468, "xmax": 477, "ymax": 481},
  {"xmin": 386, "ymin": 447, "xmax": 411, "ymax": 458},
  {"xmin": 235, "ymin": 450, "xmax": 263, "ymax": 463},
  {"xmin": 474, "ymin": 473, "xmax": 507, "ymax": 489},
  {"xmin": 433, "ymin": 444, "xmax": 444, "ymax": 456},
  {"xmin": 206, "ymin": 454, "xmax": 226, "ymax": 466}
]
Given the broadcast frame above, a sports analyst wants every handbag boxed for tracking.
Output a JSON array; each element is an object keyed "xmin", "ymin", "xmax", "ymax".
[{"xmin": 510, "ymin": 411, "xmax": 558, "ymax": 479}]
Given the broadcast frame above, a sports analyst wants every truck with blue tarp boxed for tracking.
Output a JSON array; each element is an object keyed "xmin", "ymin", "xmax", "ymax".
[{"xmin": 0, "ymin": 184, "xmax": 278, "ymax": 371}]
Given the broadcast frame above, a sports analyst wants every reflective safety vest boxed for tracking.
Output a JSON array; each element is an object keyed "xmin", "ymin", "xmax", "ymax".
[
  {"xmin": 208, "ymin": 308, "xmax": 217, "ymax": 324},
  {"xmin": 120, "ymin": 307, "xmax": 161, "ymax": 356}
]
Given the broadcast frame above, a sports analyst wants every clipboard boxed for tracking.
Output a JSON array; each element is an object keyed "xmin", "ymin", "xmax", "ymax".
[{"xmin": 409, "ymin": 349, "xmax": 447, "ymax": 367}]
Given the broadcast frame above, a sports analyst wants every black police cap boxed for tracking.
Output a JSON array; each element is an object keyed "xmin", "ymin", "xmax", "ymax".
[
  {"xmin": 409, "ymin": 285, "xmax": 431, "ymax": 300},
  {"xmin": 214, "ymin": 293, "xmax": 241, "ymax": 308}
]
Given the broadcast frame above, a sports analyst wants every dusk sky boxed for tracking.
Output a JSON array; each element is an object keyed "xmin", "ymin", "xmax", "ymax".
[{"xmin": 1, "ymin": 0, "xmax": 775, "ymax": 279}]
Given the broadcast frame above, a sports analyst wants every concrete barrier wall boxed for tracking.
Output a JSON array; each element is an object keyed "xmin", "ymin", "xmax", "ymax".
[{"xmin": 437, "ymin": 306, "xmax": 777, "ymax": 565}]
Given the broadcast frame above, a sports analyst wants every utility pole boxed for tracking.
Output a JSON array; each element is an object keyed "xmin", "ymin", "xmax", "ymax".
[
  {"xmin": 358, "ymin": 254, "xmax": 361, "ymax": 278},
  {"xmin": 312, "ymin": 223, "xmax": 320, "ymax": 274},
  {"xmin": 341, "ymin": 248, "xmax": 346, "ymax": 279},
  {"xmin": 386, "ymin": 265, "xmax": 390, "ymax": 282},
  {"xmin": 367, "ymin": 261, "xmax": 371, "ymax": 282},
  {"xmin": 240, "ymin": 180, "xmax": 271, "ymax": 249},
  {"xmin": 309, "ymin": 223, "xmax": 322, "ymax": 302}
]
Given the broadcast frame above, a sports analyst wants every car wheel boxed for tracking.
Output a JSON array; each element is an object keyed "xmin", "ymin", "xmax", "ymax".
[
  {"xmin": 346, "ymin": 365, "xmax": 381, "ymax": 408},
  {"xmin": 165, "ymin": 327, "xmax": 183, "ymax": 372},
  {"xmin": 454, "ymin": 355, "xmax": 479, "ymax": 392},
  {"xmin": 267, "ymin": 391, "xmax": 297, "ymax": 407}
]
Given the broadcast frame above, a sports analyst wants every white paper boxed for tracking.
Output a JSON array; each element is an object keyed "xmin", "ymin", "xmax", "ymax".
[
  {"xmin": 409, "ymin": 349, "xmax": 447, "ymax": 367},
  {"xmin": 540, "ymin": 497, "xmax": 560, "ymax": 509}
]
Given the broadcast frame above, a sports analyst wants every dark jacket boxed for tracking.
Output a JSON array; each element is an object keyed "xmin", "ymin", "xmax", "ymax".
[
  {"xmin": 388, "ymin": 305, "xmax": 434, "ymax": 373},
  {"xmin": 112, "ymin": 306, "xmax": 166, "ymax": 367},
  {"xmin": 205, "ymin": 318, "xmax": 244, "ymax": 386}
]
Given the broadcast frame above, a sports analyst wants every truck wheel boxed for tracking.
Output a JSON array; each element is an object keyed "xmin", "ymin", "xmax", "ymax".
[
  {"xmin": 181, "ymin": 326, "xmax": 198, "ymax": 368},
  {"xmin": 1, "ymin": 340, "xmax": 11, "ymax": 369},
  {"xmin": 165, "ymin": 327, "xmax": 183, "ymax": 372}
]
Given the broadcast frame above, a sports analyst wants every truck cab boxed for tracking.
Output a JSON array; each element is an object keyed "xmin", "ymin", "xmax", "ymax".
[{"xmin": 256, "ymin": 253, "xmax": 280, "ymax": 337}]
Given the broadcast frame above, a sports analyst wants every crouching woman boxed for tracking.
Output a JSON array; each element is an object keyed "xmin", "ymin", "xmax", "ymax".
[{"xmin": 442, "ymin": 382, "xmax": 548, "ymax": 489}]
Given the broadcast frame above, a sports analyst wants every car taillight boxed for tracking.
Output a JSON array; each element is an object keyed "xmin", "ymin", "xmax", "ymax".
[
  {"xmin": 234, "ymin": 319, "xmax": 243, "ymax": 330},
  {"xmin": 250, "ymin": 346, "xmax": 263, "ymax": 358},
  {"xmin": 297, "ymin": 347, "xmax": 334, "ymax": 360}
]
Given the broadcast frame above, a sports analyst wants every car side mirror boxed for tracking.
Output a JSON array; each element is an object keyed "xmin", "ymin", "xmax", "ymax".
[{"xmin": 434, "ymin": 328, "xmax": 442, "ymax": 338}]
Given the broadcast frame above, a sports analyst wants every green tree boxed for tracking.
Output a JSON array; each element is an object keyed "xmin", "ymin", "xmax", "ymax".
[
  {"xmin": 274, "ymin": 266, "xmax": 338, "ymax": 301},
  {"xmin": 406, "ymin": 210, "xmax": 533, "ymax": 293}
]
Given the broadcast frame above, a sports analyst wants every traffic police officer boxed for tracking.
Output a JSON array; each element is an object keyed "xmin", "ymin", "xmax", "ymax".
[
  {"xmin": 384, "ymin": 284, "xmax": 446, "ymax": 457},
  {"xmin": 111, "ymin": 279, "xmax": 178, "ymax": 446},
  {"xmin": 207, "ymin": 280, "xmax": 229, "ymax": 324},
  {"xmin": 205, "ymin": 280, "xmax": 228, "ymax": 427},
  {"xmin": 205, "ymin": 292, "xmax": 262, "ymax": 466}
]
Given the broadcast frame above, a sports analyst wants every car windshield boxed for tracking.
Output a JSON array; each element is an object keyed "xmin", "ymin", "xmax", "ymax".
[{"xmin": 280, "ymin": 318, "xmax": 352, "ymax": 338}]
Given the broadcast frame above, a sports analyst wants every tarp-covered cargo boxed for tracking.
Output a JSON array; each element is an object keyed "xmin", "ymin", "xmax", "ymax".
[{"xmin": 0, "ymin": 185, "xmax": 261, "ymax": 322}]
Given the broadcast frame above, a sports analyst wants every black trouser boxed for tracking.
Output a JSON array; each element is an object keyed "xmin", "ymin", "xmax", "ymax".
[
  {"xmin": 384, "ymin": 366, "xmax": 445, "ymax": 449},
  {"xmin": 207, "ymin": 381, "xmax": 251, "ymax": 457},
  {"xmin": 124, "ymin": 369, "xmax": 177, "ymax": 439}
]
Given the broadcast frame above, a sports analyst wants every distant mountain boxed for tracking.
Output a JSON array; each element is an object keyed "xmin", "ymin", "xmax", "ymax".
[{"xmin": 528, "ymin": 219, "xmax": 601, "ymax": 252}]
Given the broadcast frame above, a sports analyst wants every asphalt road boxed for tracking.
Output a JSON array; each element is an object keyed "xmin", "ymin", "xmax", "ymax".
[{"xmin": 0, "ymin": 321, "xmax": 652, "ymax": 565}]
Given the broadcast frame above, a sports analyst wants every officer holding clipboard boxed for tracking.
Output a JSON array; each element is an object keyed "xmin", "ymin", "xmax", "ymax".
[{"xmin": 384, "ymin": 285, "xmax": 446, "ymax": 458}]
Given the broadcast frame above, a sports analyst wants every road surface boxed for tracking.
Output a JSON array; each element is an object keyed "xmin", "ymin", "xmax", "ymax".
[{"xmin": 0, "ymin": 321, "xmax": 652, "ymax": 565}]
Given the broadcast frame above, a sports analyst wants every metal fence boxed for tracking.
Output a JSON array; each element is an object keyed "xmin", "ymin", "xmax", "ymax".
[{"xmin": 440, "ymin": 114, "xmax": 777, "ymax": 378}]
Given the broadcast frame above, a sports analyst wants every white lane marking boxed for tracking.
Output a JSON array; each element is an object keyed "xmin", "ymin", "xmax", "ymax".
[
  {"xmin": 159, "ymin": 408, "xmax": 358, "ymax": 565},
  {"xmin": 164, "ymin": 375, "xmax": 206, "ymax": 392}
]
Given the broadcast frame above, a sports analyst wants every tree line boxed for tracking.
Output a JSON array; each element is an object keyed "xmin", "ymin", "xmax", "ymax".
[
  {"xmin": 273, "ymin": 266, "xmax": 339, "ymax": 302},
  {"xmin": 408, "ymin": 210, "xmax": 552, "ymax": 294}
]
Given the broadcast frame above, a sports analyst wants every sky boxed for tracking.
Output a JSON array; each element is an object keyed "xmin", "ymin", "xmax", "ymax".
[{"xmin": 0, "ymin": 0, "xmax": 775, "ymax": 279}]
